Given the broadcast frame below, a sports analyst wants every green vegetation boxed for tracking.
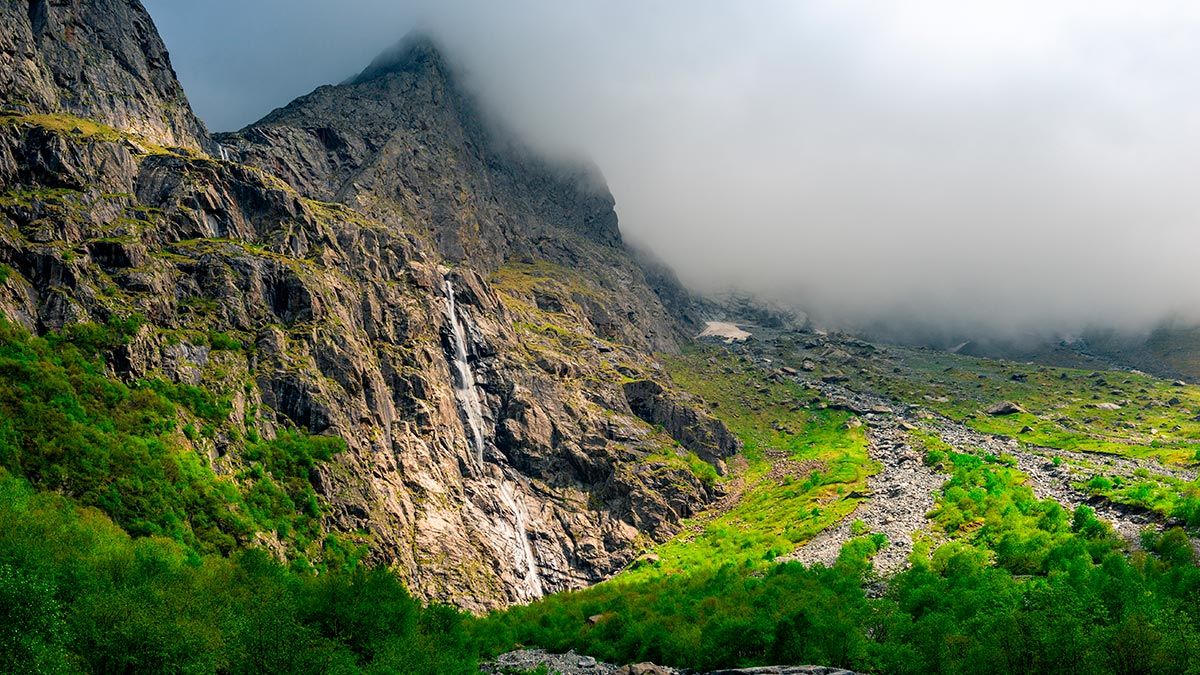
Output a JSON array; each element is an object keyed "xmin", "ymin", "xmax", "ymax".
[
  {"xmin": 923, "ymin": 451, "xmax": 1119, "ymax": 573},
  {"xmin": 1079, "ymin": 469, "xmax": 1200, "ymax": 529},
  {"xmin": 811, "ymin": 342, "xmax": 1200, "ymax": 542},
  {"xmin": 839, "ymin": 347, "xmax": 1200, "ymax": 465},
  {"xmin": 909, "ymin": 428, "xmax": 955, "ymax": 468},
  {"xmin": 0, "ymin": 472, "xmax": 474, "ymax": 673},
  {"xmin": 475, "ymin": 434, "xmax": 1200, "ymax": 673},
  {"xmin": 0, "ymin": 112, "xmax": 177, "ymax": 155},
  {"xmin": 491, "ymin": 260, "xmax": 604, "ymax": 301},
  {"xmin": 621, "ymin": 347, "xmax": 873, "ymax": 575},
  {"xmin": 641, "ymin": 443, "xmax": 721, "ymax": 489},
  {"xmin": 0, "ymin": 317, "xmax": 338, "ymax": 556}
]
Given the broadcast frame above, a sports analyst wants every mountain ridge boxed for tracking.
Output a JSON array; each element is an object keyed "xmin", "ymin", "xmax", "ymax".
[{"xmin": 0, "ymin": 1, "xmax": 733, "ymax": 610}]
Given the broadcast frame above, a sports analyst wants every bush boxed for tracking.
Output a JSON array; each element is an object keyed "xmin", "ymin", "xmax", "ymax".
[
  {"xmin": 0, "ymin": 318, "xmax": 337, "ymax": 554},
  {"xmin": 0, "ymin": 473, "xmax": 475, "ymax": 673}
]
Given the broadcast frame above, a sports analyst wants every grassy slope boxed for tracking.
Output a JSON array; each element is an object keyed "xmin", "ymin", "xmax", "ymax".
[
  {"xmin": 772, "ymin": 338, "xmax": 1200, "ymax": 534},
  {"xmin": 616, "ymin": 345, "xmax": 873, "ymax": 579},
  {"xmin": 840, "ymin": 347, "xmax": 1200, "ymax": 464},
  {"xmin": 475, "ymin": 343, "xmax": 1200, "ymax": 674}
]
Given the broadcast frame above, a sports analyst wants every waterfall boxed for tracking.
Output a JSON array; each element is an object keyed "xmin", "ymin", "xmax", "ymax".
[
  {"xmin": 443, "ymin": 278, "xmax": 487, "ymax": 465},
  {"xmin": 498, "ymin": 481, "xmax": 545, "ymax": 599}
]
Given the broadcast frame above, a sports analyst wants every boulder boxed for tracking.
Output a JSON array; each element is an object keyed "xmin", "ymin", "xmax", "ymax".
[
  {"xmin": 986, "ymin": 401, "xmax": 1024, "ymax": 415},
  {"xmin": 616, "ymin": 664, "xmax": 674, "ymax": 675}
]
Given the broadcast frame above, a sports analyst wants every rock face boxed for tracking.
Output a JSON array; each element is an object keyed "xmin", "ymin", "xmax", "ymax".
[
  {"xmin": 215, "ymin": 34, "xmax": 688, "ymax": 353},
  {"xmin": 623, "ymin": 379, "xmax": 742, "ymax": 470},
  {"xmin": 0, "ymin": 2, "xmax": 733, "ymax": 610},
  {"xmin": 1, "ymin": 0, "xmax": 209, "ymax": 150}
]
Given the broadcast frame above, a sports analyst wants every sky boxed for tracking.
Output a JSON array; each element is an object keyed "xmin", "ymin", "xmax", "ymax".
[{"xmin": 145, "ymin": 1, "xmax": 1200, "ymax": 338}]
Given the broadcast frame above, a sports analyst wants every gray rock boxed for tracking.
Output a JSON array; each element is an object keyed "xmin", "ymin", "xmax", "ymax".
[
  {"xmin": 0, "ymin": 0, "xmax": 210, "ymax": 150},
  {"xmin": 616, "ymin": 664, "xmax": 674, "ymax": 675},
  {"xmin": 986, "ymin": 401, "xmax": 1025, "ymax": 415},
  {"xmin": 623, "ymin": 379, "xmax": 742, "ymax": 470}
]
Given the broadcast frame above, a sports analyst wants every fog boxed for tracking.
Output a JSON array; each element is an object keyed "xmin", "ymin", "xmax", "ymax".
[{"xmin": 146, "ymin": 1, "xmax": 1200, "ymax": 338}]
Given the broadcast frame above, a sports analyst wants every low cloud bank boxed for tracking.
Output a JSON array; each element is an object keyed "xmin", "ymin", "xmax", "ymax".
[{"xmin": 148, "ymin": 1, "xmax": 1200, "ymax": 338}]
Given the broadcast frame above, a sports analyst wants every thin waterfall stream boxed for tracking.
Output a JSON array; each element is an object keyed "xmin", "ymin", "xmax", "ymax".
[
  {"xmin": 443, "ymin": 278, "xmax": 487, "ymax": 465},
  {"xmin": 498, "ymin": 481, "xmax": 545, "ymax": 599},
  {"xmin": 443, "ymin": 277, "xmax": 543, "ymax": 597}
]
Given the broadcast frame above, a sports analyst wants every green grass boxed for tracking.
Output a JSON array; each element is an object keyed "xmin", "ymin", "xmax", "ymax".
[
  {"xmin": 615, "ymin": 346, "xmax": 873, "ymax": 578},
  {"xmin": 0, "ymin": 112, "xmax": 177, "ymax": 155},
  {"xmin": 793, "ymin": 345, "xmax": 1200, "ymax": 466}
]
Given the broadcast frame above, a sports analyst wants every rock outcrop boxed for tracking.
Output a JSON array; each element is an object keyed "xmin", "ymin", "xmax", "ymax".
[
  {"xmin": 986, "ymin": 400, "xmax": 1024, "ymax": 415},
  {"xmin": 0, "ymin": 2, "xmax": 733, "ymax": 610},
  {"xmin": 1, "ymin": 0, "xmax": 209, "ymax": 151},
  {"xmin": 623, "ymin": 379, "xmax": 742, "ymax": 471}
]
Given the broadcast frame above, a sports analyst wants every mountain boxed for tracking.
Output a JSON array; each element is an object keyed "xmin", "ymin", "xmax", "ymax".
[
  {"xmin": 0, "ymin": 0, "xmax": 736, "ymax": 611},
  {"xmin": 7, "ymin": 3, "xmax": 1200, "ymax": 673}
]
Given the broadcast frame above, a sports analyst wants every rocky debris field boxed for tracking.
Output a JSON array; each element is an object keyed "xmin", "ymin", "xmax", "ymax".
[
  {"xmin": 922, "ymin": 415, "xmax": 1195, "ymax": 549},
  {"xmin": 481, "ymin": 649, "xmax": 623, "ymax": 674},
  {"xmin": 736, "ymin": 330, "xmax": 1200, "ymax": 569},
  {"xmin": 480, "ymin": 649, "xmax": 859, "ymax": 675},
  {"xmin": 785, "ymin": 408, "xmax": 944, "ymax": 574}
]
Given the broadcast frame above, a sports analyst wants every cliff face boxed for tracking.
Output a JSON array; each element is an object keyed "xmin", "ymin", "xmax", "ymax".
[
  {"xmin": 217, "ymin": 34, "xmax": 694, "ymax": 354},
  {"xmin": 0, "ymin": 3, "xmax": 735, "ymax": 610},
  {"xmin": 1, "ymin": 0, "xmax": 209, "ymax": 151}
]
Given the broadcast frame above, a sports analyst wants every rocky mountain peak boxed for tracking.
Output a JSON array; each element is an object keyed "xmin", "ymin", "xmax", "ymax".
[
  {"xmin": 347, "ymin": 32, "xmax": 452, "ymax": 86},
  {"xmin": 222, "ymin": 31, "xmax": 631, "ymax": 271}
]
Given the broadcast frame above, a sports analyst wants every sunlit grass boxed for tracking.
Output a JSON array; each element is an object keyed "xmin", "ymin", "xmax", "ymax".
[{"xmin": 615, "ymin": 346, "xmax": 874, "ymax": 580}]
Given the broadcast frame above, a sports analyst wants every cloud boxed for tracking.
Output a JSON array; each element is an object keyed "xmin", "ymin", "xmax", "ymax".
[{"xmin": 146, "ymin": 0, "xmax": 1200, "ymax": 336}]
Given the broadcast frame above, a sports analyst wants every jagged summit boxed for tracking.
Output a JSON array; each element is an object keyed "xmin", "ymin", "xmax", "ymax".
[
  {"xmin": 346, "ymin": 32, "xmax": 451, "ymax": 86},
  {"xmin": 221, "ymin": 31, "xmax": 635, "ymax": 272}
]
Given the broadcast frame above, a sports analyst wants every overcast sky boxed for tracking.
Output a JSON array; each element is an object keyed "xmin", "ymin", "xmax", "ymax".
[{"xmin": 145, "ymin": 1, "xmax": 1200, "ymax": 337}]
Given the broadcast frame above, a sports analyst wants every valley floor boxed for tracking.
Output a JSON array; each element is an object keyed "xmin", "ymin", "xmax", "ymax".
[
  {"xmin": 633, "ymin": 323, "xmax": 1200, "ymax": 583},
  {"xmin": 475, "ymin": 323, "xmax": 1200, "ymax": 673}
]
